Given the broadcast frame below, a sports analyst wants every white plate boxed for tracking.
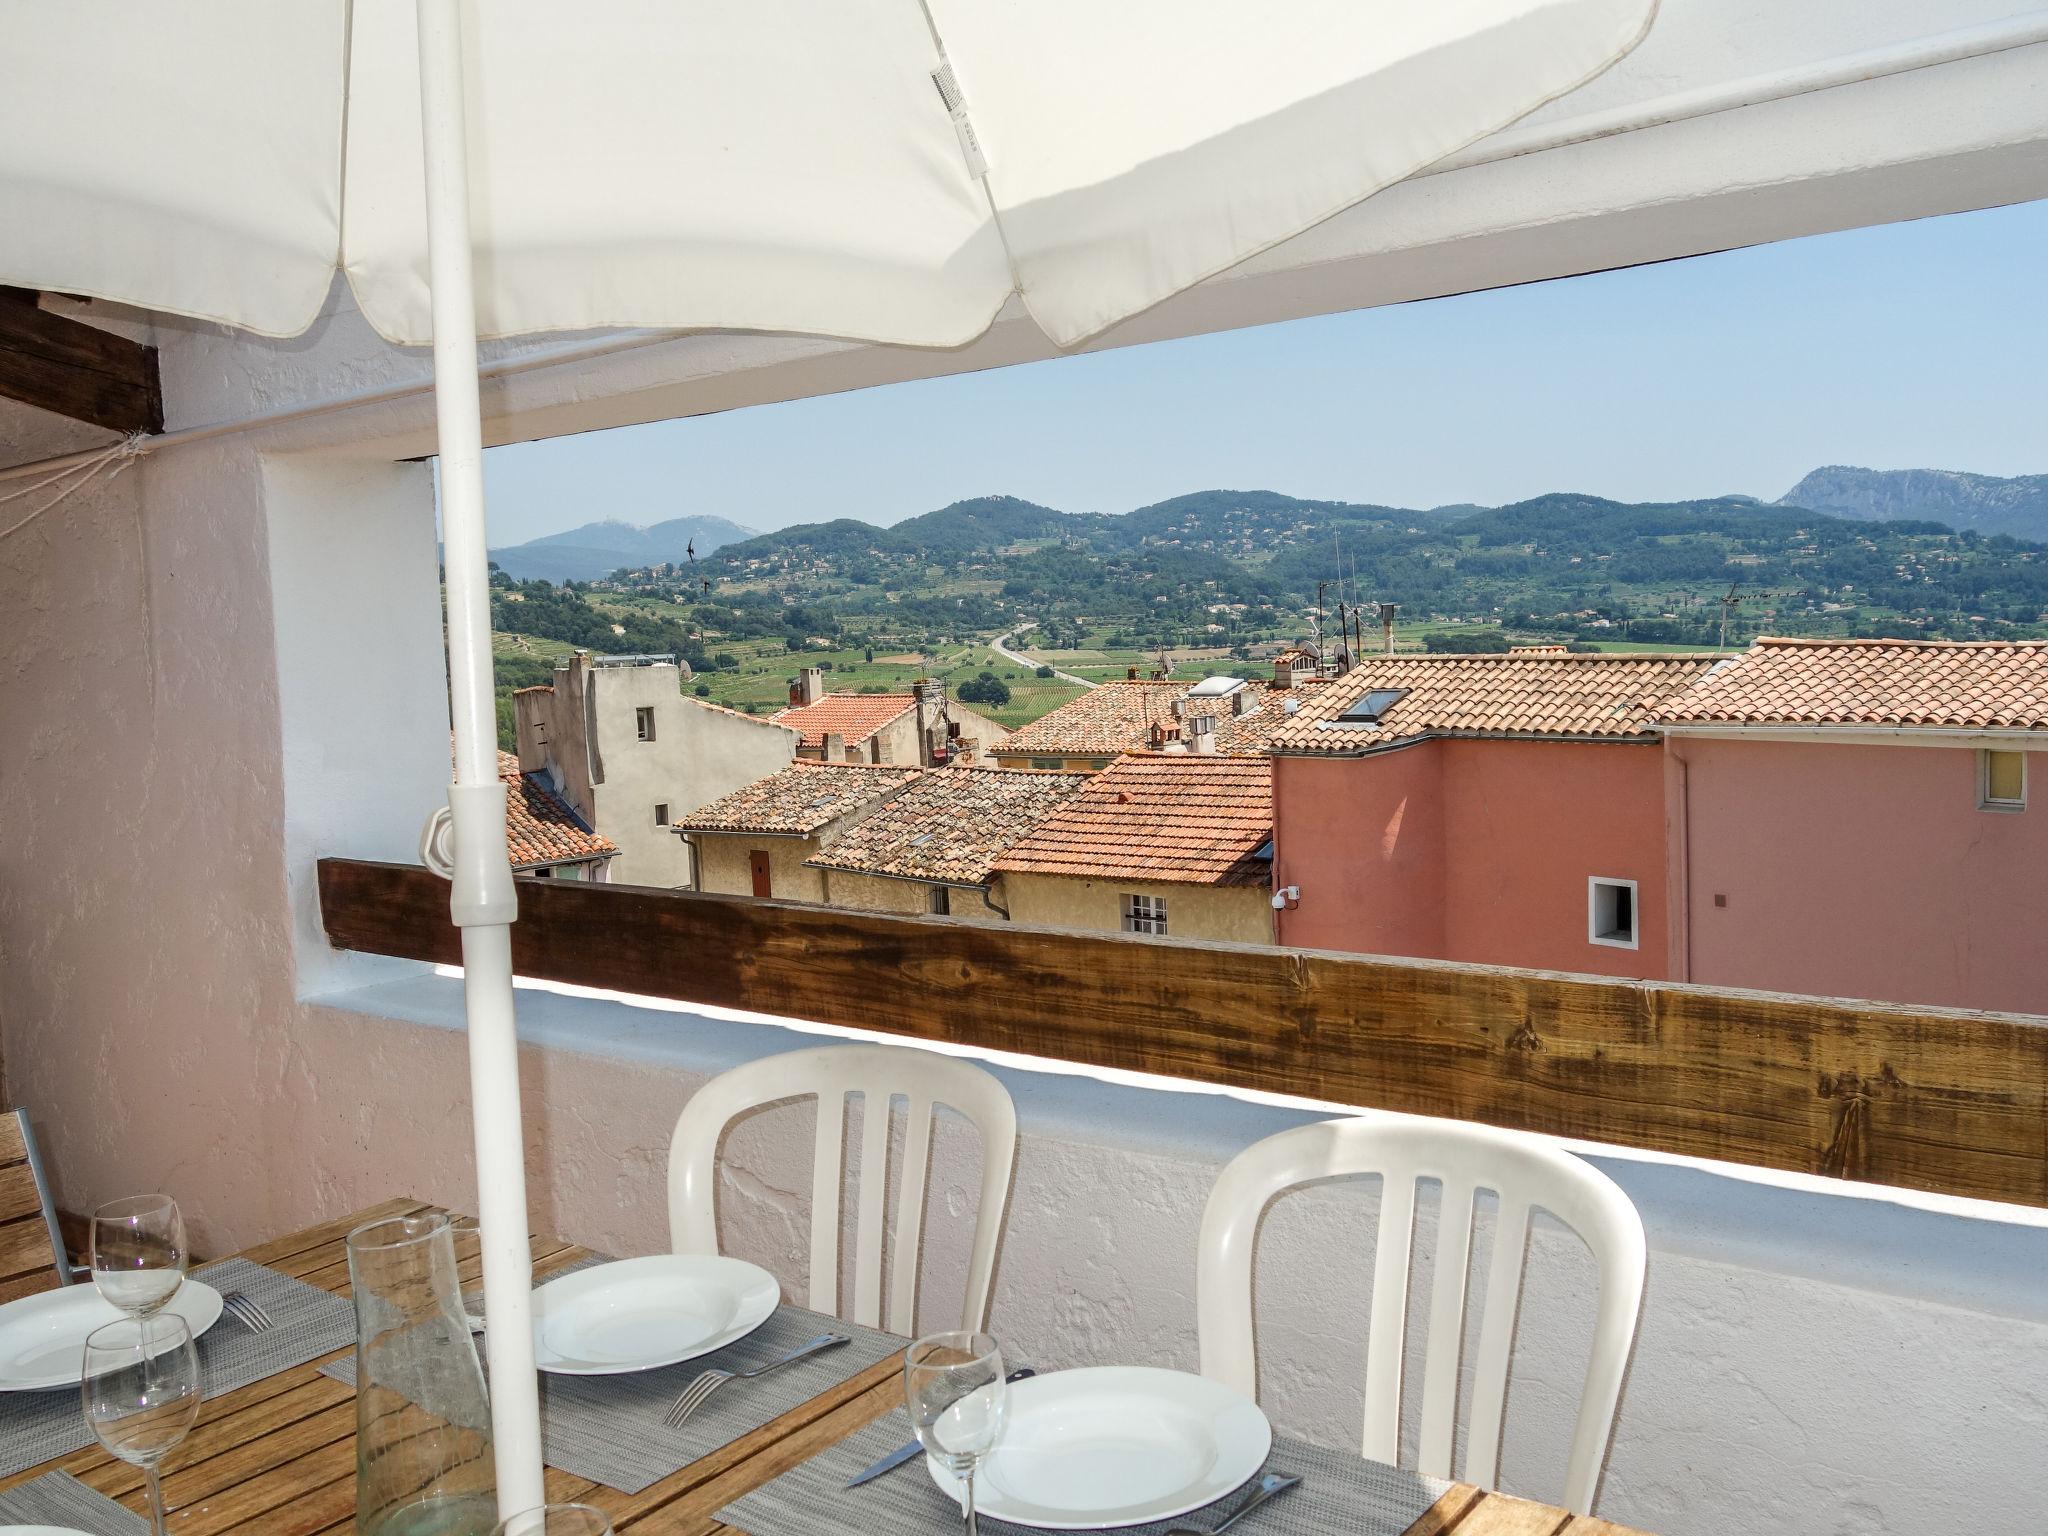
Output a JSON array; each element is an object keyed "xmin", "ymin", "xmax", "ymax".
[
  {"xmin": 927, "ymin": 1366, "xmax": 1272, "ymax": 1530},
  {"xmin": 530, "ymin": 1255, "xmax": 779, "ymax": 1376},
  {"xmin": 0, "ymin": 1280, "xmax": 225, "ymax": 1393}
]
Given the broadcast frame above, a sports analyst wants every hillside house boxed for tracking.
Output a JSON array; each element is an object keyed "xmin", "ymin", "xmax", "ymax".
[
  {"xmin": 513, "ymin": 651, "xmax": 797, "ymax": 886},
  {"xmin": 803, "ymin": 767, "xmax": 1089, "ymax": 919},
  {"xmin": 1268, "ymin": 653, "xmax": 1720, "ymax": 977},
  {"xmin": 992, "ymin": 754, "xmax": 1277, "ymax": 943},
  {"xmin": 1655, "ymin": 637, "xmax": 2048, "ymax": 1012},
  {"xmin": 677, "ymin": 761, "xmax": 920, "ymax": 902},
  {"xmin": 497, "ymin": 751, "xmax": 616, "ymax": 881},
  {"xmin": 772, "ymin": 667, "xmax": 1007, "ymax": 766}
]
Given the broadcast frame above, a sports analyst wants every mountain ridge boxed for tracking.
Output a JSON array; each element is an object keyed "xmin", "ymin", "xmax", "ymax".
[{"xmin": 1776, "ymin": 465, "xmax": 2048, "ymax": 541}]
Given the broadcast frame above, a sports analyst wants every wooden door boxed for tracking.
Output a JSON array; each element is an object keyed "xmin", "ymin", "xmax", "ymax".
[{"xmin": 749, "ymin": 851, "xmax": 772, "ymax": 899}]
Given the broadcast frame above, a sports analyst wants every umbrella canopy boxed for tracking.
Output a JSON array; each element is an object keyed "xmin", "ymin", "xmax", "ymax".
[
  {"xmin": 4, "ymin": 0, "xmax": 1653, "ymax": 349},
  {"xmin": 1, "ymin": 0, "xmax": 1655, "ymax": 1521}
]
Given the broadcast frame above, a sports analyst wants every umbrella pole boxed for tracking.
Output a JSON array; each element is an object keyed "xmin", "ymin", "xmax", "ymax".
[{"xmin": 416, "ymin": 0, "xmax": 548, "ymax": 1519}]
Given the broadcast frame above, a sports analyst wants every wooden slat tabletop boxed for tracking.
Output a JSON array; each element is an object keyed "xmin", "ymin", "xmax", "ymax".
[{"xmin": 0, "ymin": 1200, "xmax": 1654, "ymax": 1536}]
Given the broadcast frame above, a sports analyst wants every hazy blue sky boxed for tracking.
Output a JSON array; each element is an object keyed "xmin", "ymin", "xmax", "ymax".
[{"xmin": 481, "ymin": 199, "xmax": 2046, "ymax": 545}]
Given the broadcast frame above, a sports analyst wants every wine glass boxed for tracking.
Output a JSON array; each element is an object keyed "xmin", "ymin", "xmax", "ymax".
[
  {"xmin": 905, "ymin": 1331, "xmax": 1008, "ymax": 1536},
  {"xmin": 81, "ymin": 1314, "xmax": 201, "ymax": 1536},
  {"xmin": 493, "ymin": 1506, "xmax": 613, "ymax": 1536},
  {"xmin": 90, "ymin": 1194, "xmax": 187, "ymax": 1317}
]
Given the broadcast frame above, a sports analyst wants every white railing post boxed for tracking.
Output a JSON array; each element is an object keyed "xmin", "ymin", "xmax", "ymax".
[{"xmin": 414, "ymin": 0, "xmax": 547, "ymax": 1519}]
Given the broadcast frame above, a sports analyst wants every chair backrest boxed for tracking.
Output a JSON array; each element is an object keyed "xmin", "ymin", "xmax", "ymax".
[
  {"xmin": 1196, "ymin": 1116, "xmax": 1645, "ymax": 1515},
  {"xmin": 668, "ymin": 1044, "xmax": 1017, "ymax": 1335},
  {"xmin": 0, "ymin": 1109, "xmax": 73, "ymax": 1301}
]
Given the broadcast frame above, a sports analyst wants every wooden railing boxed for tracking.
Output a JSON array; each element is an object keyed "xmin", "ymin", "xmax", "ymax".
[{"xmin": 318, "ymin": 857, "xmax": 2048, "ymax": 1211}]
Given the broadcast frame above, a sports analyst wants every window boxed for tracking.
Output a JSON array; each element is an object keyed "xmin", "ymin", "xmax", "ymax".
[
  {"xmin": 929, "ymin": 886, "xmax": 952, "ymax": 916},
  {"xmin": 654, "ymin": 803, "xmax": 670, "ymax": 827},
  {"xmin": 1589, "ymin": 877, "xmax": 1638, "ymax": 949},
  {"xmin": 1122, "ymin": 893, "xmax": 1168, "ymax": 936},
  {"xmin": 635, "ymin": 706, "xmax": 656, "ymax": 742},
  {"xmin": 1336, "ymin": 688, "xmax": 1408, "ymax": 726},
  {"xmin": 1981, "ymin": 749, "xmax": 2027, "ymax": 811},
  {"xmin": 1030, "ymin": 757, "xmax": 1065, "ymax": 771}
]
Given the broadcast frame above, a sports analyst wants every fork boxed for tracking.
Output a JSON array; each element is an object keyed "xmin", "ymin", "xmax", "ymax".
[
  {"xmin": 660, "ymin": 1332, "xmax": 849, "ymax": 1430},
  {"xmin": 221, "ymin": 1291, "xmax": 275, "ymax": 1334},
  {"xmin": 1163, "ymin": 1472, "xmax": 1302, "ymax": 1536}
]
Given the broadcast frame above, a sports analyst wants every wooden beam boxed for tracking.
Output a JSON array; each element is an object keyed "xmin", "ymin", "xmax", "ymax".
[
  {"xmin": 318, "ymin": 857, "xmax": 2048, "ymax": 1210},
  {"xmin": 0, "ymin": 290, "xmax": 163, "ymax": 435}
]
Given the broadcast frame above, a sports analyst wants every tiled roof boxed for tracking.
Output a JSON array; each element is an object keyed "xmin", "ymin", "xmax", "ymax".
[
  {"xmin": 771, "ymin": 692, "xmax": 916, "ymax": 748},
  {"xmin": 1267, "ymin": 653, "xmax": 1720, "ymax": 753},
  {"xmin": 992, "ymin": 754, "xmax": 1272, "ymax": 887},
  {"xmin": 805, "ymin": 768, "xmax": 1089, "ymax": 884},
  {"xmin": 1655, "ymin": 637, "xmax": 2048, "ymax": 731},
  {"xmin": 511, "ymin": 685, "xmax": 555, "ymax": 696},
  {"xmin": 997, "ymin": 678, "xmax": 1345, "ymax": 759},
  {"xmin": 496, "ymin": 751, "xmax": 616, "ymax": 869},
  {"xmin": 677, "ymin": 761, "xmax": 921, "ymax": 835}
]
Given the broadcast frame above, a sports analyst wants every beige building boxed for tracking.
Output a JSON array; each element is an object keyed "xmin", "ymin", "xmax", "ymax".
[
  {"xmin": 678, "ymin": 761, "xmax": 922, "ymax": 902},
  {"xmin": 772, "ymin": 668, "xmax": 1007, "ymax": 766},
  {"xmin": 514, "ymin": 651, "xmax": 798, "ymax": 887},
  {"xmin": 992, "ymin": 753, "xmax": 1277, "ymax": 943},
  {"xmin": 804, "ymin": 768, "xmax": 1089, "ymax": 920}
]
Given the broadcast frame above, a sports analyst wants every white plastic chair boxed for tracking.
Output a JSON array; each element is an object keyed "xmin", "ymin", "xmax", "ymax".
[
  {"xmin": 1196, "ymin": 1116, "xmax": 1645, "ymax": 1515},
  {"xmin": 668, "ymin": 1044, "xmax": 1017, "ymax": 1335}
]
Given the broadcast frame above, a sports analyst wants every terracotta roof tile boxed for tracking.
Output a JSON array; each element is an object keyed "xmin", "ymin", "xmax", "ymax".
[
  {"xmin": 1655, "ymin": 636, "xmax": 2048, "ymax": 731},
  {"xmin": 1267, "ymin": 653, "xmax": 1720, "ymax": 753},
  {"xmin": 495, "ymin": 750, "xmax": 616, "ymax": 870},
  {"xmin": 999, "ymin": 677, "xmax": 1346, "ymax": 759},
  {"xmin": 805, "ymin": 768, "xmax": 1089, "ymax": 884},
  {"xmin": 771, "ymin": 692, "xmax": 916, "ymax": 748},
  {"xmin": 992, "ymin": 754, "xmax": 1272, "ymax": 887},
  {"xmin": 677, "ymin": 760, "xmax": 922, "ymax": 835}
]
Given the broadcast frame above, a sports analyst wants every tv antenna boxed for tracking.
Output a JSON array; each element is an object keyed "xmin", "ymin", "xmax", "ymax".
[{"xmin": 1716, "ymin": 583, "xmax": 1744, "ymax": 649}]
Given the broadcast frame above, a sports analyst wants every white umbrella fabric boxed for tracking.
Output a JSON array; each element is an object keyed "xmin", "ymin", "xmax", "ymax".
[{"xmin": 0, "ymin": 0, "xmax": 1655, "ymax": 1516}]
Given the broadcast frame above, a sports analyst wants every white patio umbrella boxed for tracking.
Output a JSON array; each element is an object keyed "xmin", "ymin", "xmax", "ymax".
[{"xmin": 0, "ymin": 0, "xmax": 1654, "ymax": 1515}]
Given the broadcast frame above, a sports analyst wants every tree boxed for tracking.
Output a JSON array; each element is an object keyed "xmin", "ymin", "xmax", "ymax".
[
  {"xmin": 956, "ymin": 675, "xmax": 1012, "ymax": 706},
  {"xmin": 1035, "ymin": 665, "xmax": 1054, "ymax": 678},
  {"xmin": 694, "ymin": 682, "xmax": 711, "ymax": 696}
]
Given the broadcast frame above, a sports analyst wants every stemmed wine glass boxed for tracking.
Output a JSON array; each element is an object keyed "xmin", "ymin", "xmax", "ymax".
[
  {"xmin": 90, "ymin": 1195, "xmax": 188, "ymax": 1317},
  {"xmin": 906, "ymin": 1331, "xmax": 1009, "ymax": 1536},
  {"xmin": 493, "ymin": 1506, "xmax": 614, "ymax": 1536},
  {"xmin": 81, "ymin": 1314, "xmax": 201, "ymax": 1536}
]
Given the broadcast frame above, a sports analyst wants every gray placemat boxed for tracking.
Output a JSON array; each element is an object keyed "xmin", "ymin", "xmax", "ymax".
[
  {"xmin": 717, "ymin": 1402, "xmax": 1454, "ymax": 1536},
  {"xmin": 0, "ymin": 1468, "xmax": 150, "ymax": 1534},
  {"xmin": 0, "ymin": 1257, "xmax": 356, "ymax": 1479},
  {"xmin": 322, "ymin": 1290, "xmax": 900, "ymax": 1496}
]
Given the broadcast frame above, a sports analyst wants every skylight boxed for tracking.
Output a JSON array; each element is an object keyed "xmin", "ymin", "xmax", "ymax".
[
  {"xmin": 1187, "ymin": 676, "xmax": 1248, "ymax": 698},
  {"xmin": 1336, "ymin": 688, "xmax": 1408, "ymax": 725}
]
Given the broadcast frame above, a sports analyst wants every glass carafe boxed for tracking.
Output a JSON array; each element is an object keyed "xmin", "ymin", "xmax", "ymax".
[{"xmin": 347, "ymin": 1213, "xmax": 498, "ymax": 1536}]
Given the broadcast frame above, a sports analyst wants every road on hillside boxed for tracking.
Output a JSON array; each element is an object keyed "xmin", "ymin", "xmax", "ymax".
[{"xmin": 991, "ymin": 624, "xmax": 1097, "ymax": 688}]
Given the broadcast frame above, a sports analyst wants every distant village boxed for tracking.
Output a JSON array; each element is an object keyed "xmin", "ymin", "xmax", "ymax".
[{"xmin": 496, "ymin": 633, "xmax": 2047, "ymax": 1017}]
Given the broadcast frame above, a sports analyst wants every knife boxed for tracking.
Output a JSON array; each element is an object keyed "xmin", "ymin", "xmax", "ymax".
[{"xmin": 844, "ymin": 1366, "xmax": 1036, "ymax": 1488}]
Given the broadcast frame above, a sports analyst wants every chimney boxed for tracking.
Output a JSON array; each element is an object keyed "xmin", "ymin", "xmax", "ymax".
[
  {"xmin": 1272, "ymin": 657, "xmax": 1293, "ymax": 690},
  {"xmin": 823, "ymin": 731, "xmax": 846, "ymax": 761},
  {"xmin": 787, "ymin": 678, "xmax": 802, "ymax": 706},
  {"xmin": 1231, "ymin": 689, "xmax": 1253, "ymax": 717},
  {"xmin": 1188, "ymin": 713, "xmax": 1217, "ymax": 754},
  {"xmin": 1378, "ymin": 602, "xmax": 1399, "ymax": 656},
  {"xmin": 1126, "ymin": 665, "xmax": 1140, "ymax": 680},
  {"xmin": 799, "ymin": 666, "xmax": 826, "ymax": 705}
]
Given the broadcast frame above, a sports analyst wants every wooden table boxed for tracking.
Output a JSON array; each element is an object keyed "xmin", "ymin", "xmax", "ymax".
[{"xmin": 0, "ymin": 1199, "xmax": 1653, "ymax": 1536}]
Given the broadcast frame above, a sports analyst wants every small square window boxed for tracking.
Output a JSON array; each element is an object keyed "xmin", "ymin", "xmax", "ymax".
[
  {"xmin": 1981, "ymin": 749, "xmax": 2026, "ymax": 811},
  {"xmin": 1588, "ymin": 877, "xmax": 1638, "ymax": 950},
  {"xmin": 635, "ymin": 706, "xmax": 656, "ymax": 742},
  {"xmin": 654, "ymin": 803, "xmax": 670, "ymax": 827},
  {"xmin": 1122, "ymin": 892, "xmax": 1168, "ymax": 936}
]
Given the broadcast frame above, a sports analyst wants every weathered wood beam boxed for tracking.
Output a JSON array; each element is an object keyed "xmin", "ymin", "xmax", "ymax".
[
  {"xmin": 0, "ymin": 290, "xmax": 163, "ymax": 435},
  {"xmin": 318, "ymin": 856, "xmax": 2048, "ymax": 1210}
]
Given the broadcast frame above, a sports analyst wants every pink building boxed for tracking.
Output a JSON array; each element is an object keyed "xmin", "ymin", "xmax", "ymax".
[
  {"xmin": 1268, "ymin": 653, "xmax": 1719, "ymax": 978},
  {"xmin": 1268, "ymin": 639, "xmax": 2048, "ymax": 1015},
  {"xmin": 1655, "ymin": 637, "xmax": 2048, "ymax": 1014}
]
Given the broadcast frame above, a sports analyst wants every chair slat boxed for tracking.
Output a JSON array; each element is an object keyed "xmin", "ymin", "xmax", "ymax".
[
  {"xmin": 850, "ymin": 1088, "xmax": 893, "ymax": 1328},
  {"xmin": 1362, "ymin": 1170, "xmax": 1416, "ymax": 1464},
  {"xmin": 807, "ymin": 1092, "xmax": 846, "ymax": 1316},
  {"xmin": 1417, "ymin": 1181, "xmax": 1477, "ymax": 1479},
  {"xmin": 1464, "ymin": 1197, "xmax": 1531, "ymax": 1495},
  {"xmin": 888, "ymin": 1096, "xmax": 935, "ymax": 1336}
]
